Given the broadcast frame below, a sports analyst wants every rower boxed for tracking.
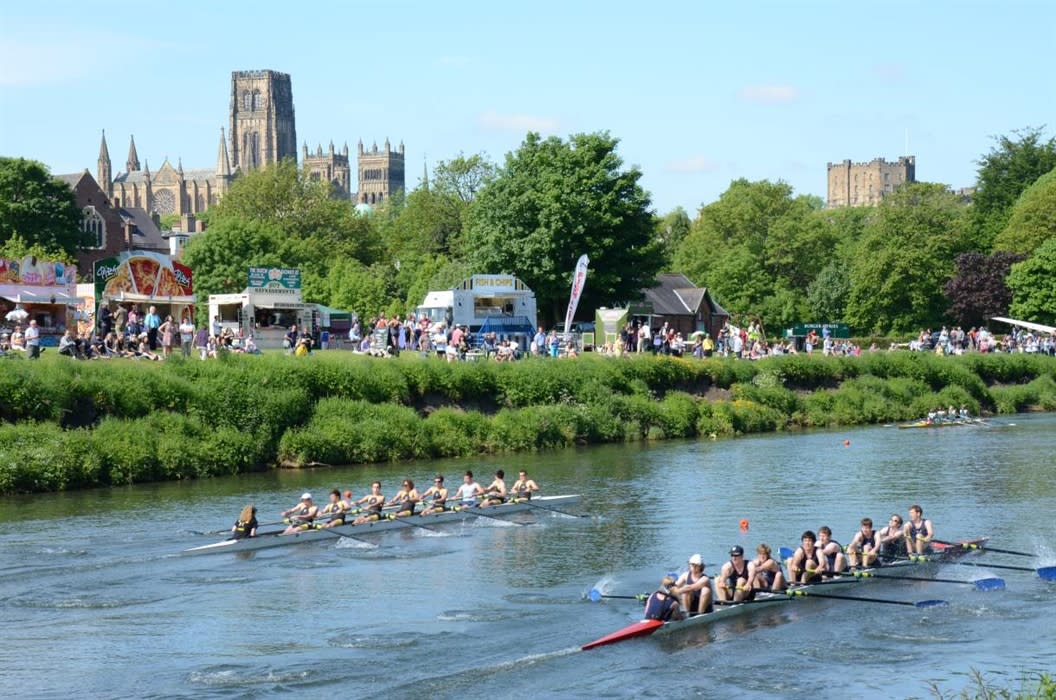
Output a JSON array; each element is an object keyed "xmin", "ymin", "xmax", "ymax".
[
  {"xmin": 926, "ymin": 408, "xmax": 937, "ymax": 424},
  {"xmin": 318, "ymin": 489, "xmax": 350, "ymax": 528},
  {"xmin": 352, "ymin": 482, "xmax": 386, "ymax": 524},
  {"xmin": 231, "ymin": 505, "xmax": 257, "ymax": 539},
  {"xmin": 670, "ymin": 553, "xmax": 713, "ymax": 615},
  {"xmin": 717, "ymin": 545, "xmax": 751, "ymax": 602},
  {"xmin": 877, "ymin": 513, "xmax": 907, "ymax": 562},
  {"xmin": 947, "ymin": 404, "xmax": 957, "ymax": 421},
  {"xmin": 847, "ymin": 517, "xmax": 879, "ymax": 569},
  {"xmin": 281, "ymin": 493, "xmax": 318, "ymax": 534},
  {"xmin": 903, "ymin": 504, "xmax": 935, "ymax": 555},
  {"xmin": 643, "ymin": 576, "xmax": 684, "ymax": 622},
  {"xmin": 510, "ymin": 470, "xmax": 539, "ymax": 501},
  {"xmin": 455, "ymin": 470, "xmax": 484, "ymax": 509},
  {"xmin": 386, "ymin": 479, "xmax": 420, "ymax": 518},
  {"xmin": 419, "ymin": 474, "xmax": 448, "ymax": 516},
  {"xmin": 480, "ymin": 469, "xmax": 507, "ymax": 508},
  {"xmin": 747, "ymin": 543, "xmax": 786, "ymax": 592},
  {"xmin": 816, "ymin": 525, "xmax": 847, "ymax": 576},
  {"xmin": 788, "ymin": 530, "xmax": 823, "ymax": 584},
  {"xmin": 959, "ymin": 405, "xmax": 970, "ymax": 420}
]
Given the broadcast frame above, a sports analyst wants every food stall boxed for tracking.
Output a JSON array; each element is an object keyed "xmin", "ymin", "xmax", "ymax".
[
  {"xmin": 208, "ymin": 268, "xmax": 318, "ymax": 349},
  {"xmin": 93, "ymin": 251, "xmax": 195, "ymax": 328},
  {"xmin": 0, "ymin": 255, "xmax": 80, "ymax": 346}
]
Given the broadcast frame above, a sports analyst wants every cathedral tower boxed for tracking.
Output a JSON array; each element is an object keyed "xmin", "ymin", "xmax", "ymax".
[
  {"xmin": 357, "ymin": 138, "xmax": 405, "ymax": 205},
  {"xmin": 229, "ymin": 70, "xmax": 297, "ymax": 173}
]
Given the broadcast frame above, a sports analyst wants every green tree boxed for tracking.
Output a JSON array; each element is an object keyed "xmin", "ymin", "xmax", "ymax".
[
  {"xmin": 806, "ymin": 261, "xmax": 852, "ymax": 322},
  {"xmin": 844, "ymin": 183, "xmax": 971, "ymax": 333},
  {"xmin": 991, "ymin": 166, "xmax": 1056, "ymax": 255},
  {"xmin": 970, "ymin": 127, "xmax": 1056, "ymax": 249},
  {"xmin": 182, "ymin": 218, "xmax": 287, "ymax": 300},
  {"xmin": 673, "ymin": 179, "xmax": 835, "ymax": 328},
  {"xmin": 465, "ymin": 132, "xmax": 663, "ymax": 322},
  {"xmin": 433, "ymin": 152, "xmax": 496, "ymax": 203},
  {"xmin": 0, "ymin": 157, "xmax": 84, "ymax": 257},
  {"xmin": 657, "ymin": 206, "xmax": 691, "ymax": 262},
  {"xmin": 325, "ymin": 259, "xmax": 398, "ymax": 317},
  {"xmin": 1007, "ymin": 237, "xmax": 1056, "ymax": 325}
]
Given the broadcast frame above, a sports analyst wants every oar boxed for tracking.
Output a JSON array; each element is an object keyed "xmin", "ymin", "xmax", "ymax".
[
  {"xmin": 933, "ymin": 539, "xmax": 1037, "ymax": 558},
  {"xmin": 837, "ymin": 570, "xmax": 1005, "ymax": 591},
  {"xmin": 452, "ymin": 504, "xmax": 525, "ymax": 526},
  {"xmin": 920, "ymin": 558, "xmax": 1056, "ymax": 581},
  {"xmin": 588, "ymin": 589, "xmax": 646, "ymax": 602},
  {"xmin": 511, "ymin": 498, "xmax": 587, "ymax": 518},
  {"xmin": 784, "ymin": 588, "xmax": 947, "ymax": 608},
  {"xmin": 382, "ymin": 514, "xmax": 442, "ymax": 533}
]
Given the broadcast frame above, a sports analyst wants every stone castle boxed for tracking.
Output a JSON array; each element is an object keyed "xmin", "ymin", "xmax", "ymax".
[
  {"xmin": 92, "ymin": 69, "xmax": 404, "ymax": 227},
  {"xmin": 826, "ymin": 156, "xmax": 915, "ymax": 208}
]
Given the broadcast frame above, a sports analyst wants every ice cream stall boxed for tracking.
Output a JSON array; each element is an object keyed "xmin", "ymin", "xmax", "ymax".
[{"xmin": 0, "ymin": 255, "xmax": 80, "ymax": 345}]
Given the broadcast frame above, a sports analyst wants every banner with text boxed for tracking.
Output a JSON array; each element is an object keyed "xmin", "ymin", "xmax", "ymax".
[
  {"xmin": 562, "ymin": 254, "xmax": 589, "ymax": 341},
  {"xmin": 248, "ymin": 267, "xmax": 301, "ymax": 290}
]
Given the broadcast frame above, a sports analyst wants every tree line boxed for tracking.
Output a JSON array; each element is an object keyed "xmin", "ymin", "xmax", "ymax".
[{"xmin": 2, "ymin": 127, "xmax": 1054, "ymax": 331}]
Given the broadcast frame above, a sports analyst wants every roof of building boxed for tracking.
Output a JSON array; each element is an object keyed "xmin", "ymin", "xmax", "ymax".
[
  {"xmin": 118, "ymin": 207, "xmax": 168, "ymax": 251},
  {"xmin": 642, "ymin": 273, "xmax": 729, "ymax": 318},
  {"xmin": 113, "ymin": 170, "xmax": 148, "ymax": 185},
  {"xmin": 55, "ymin": 171, "xmax": 90, "ymax": 189}
]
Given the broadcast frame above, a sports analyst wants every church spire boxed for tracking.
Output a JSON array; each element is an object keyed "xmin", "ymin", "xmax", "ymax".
[
  {"xmin": 422, "ymin": 156, "xmax": 429, "ymax": 191},
  {"xmin": 126, "ymin": 134, "xmax": 140, "ymax": 172},
  {"xmin": 217, "ymin": 128, "xmax": 231, "ymax": 177},
  {"xmin": 97, "ymin": 129, "xmax": 112, "ymax": 193}
]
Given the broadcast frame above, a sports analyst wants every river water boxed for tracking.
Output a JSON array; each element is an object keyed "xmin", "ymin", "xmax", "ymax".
[{"xmin": 2, "ymin": 414, "xmax": 1054, "ymax": 699}]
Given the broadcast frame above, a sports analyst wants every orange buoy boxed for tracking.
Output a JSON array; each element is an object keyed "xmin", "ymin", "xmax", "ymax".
[{"xmin": 739, "ymin": 518, "xmax": 749, "ymax": 532}]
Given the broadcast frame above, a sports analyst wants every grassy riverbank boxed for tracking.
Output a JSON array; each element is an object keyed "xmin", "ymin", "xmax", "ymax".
[{"xmin": 1, "ymin": 351, "xmax": 1055, "ymax": 494}]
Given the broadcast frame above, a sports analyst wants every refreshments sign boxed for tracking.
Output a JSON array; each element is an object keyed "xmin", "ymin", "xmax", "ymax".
[{"xmin": 248, "ymin": 267, "xmax": 301, "ymax": 290}]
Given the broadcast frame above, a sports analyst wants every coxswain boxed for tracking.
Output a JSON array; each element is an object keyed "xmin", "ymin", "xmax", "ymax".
[
  {"xmin": 788, "ymin": 531, "xmax": 823, "ymax": 584},
  {"xmin": 643, "ymin": 576, "xmax": 683, "ymax": 622},
  {"xmin": 877, "ymin": 514, "xmax": 907, "ymax": 562},
  {"xmin": 419, "ymin": 474, "xmax": 448, "ymax": 516},
  {"xmin": 717, "ymin": 545, "xmax": 752, "ymax": 602},
  {"xmin": 670, "ymin": 554, "xmax": 713, "ymax": 615},
  {"xmin": 846, "ymin": 517, "xmax": 879, "ymax": 569},
  {"xmin": 352, "ymin": 482, "xmax": 386, "ymax": 525},
  {"xmin": 510, "ymin": 470, "xmax": 539, "ymax": 501},
  {"xmin": 747, "ymin": 543, "xmax": 786, "ymax": 592},
  {"xmin": 455, "ymin": 470, "xmax": 484, "ymax": 509},
  {"xmin": 318, "ymin": 489, "xmax": 350, "ymax": 528},
  {"xmin": 480, "ymin": 469, "xmax": 507, "ymax": 508},
  {"xmin": 231, "ymin": 505, "xmax": 257, "ymax": 539},
  {"xmin": 386, "ymin": 479, "xmax": 420, "ymax": 518},
  {"xmin": 903, "ymin": 504, "xmax": 935, "ymax": 555},
  {"xmin": 816, "ymin": 526, "xmax": 847, "ymax": 576},
  {"xmin": 281, "ymin": 493, "xmax": 318, "ymax": 534}
]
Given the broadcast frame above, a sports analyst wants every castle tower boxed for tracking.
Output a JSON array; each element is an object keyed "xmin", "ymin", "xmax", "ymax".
[
  {"xmin": 229, "ymin": 70, "xmax": 297, "ymax": 173},
  {"xmin": 826, "ymin": 155, "xmax": 916, "ymax": 208},
  {"xmin": 97, "ymin": 130, "xmax": 112, "ymax": 197},
  {"xmin": 357, "ymin": 137, "xmax": 405, "ymax": 205},
  {"xmin": 126, "ymin": 134, "xmax": 140, "ymax": 172}
]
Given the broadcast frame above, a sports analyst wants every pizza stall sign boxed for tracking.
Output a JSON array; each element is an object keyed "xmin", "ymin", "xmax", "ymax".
[{"xmin": 94, "ymin": 253, "xmax": 193, "ymax": 298}]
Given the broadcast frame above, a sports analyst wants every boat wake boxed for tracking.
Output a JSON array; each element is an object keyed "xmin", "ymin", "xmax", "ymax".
[
  {"xmin": 333, "ymin": 538, "xmax": 378, "ymax": 550},
  {"xmin": 188, "ymin": 664, "xmax": 311, "ymax": 688}
]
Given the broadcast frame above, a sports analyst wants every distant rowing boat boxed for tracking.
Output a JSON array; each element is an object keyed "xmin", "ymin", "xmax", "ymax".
[
  {"xmin": 581, "ymin": 538, "xmax": 986, "ymax": 650},
  {"xmin": 897, "ymin": 419, "xmax": 980, "ymax": 429},
  {"xmin": 182, "ymin": 495, "xmax": 581, "ymax": 556}
]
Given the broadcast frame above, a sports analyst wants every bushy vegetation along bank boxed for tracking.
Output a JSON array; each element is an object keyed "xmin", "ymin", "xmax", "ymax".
[{"xmin": 1, "ymin": 352, "xmax": 1054, "ymax": 494}]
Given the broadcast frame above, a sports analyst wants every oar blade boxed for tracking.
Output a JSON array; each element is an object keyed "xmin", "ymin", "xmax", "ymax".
[
  {"xmin": 588, "ymin": 589, "xmax": 602, "ymax": 602},
  {"xmin": 915, "ymin": 599, "xmax": 949, "ymax": 609},
  {"xmin": 779, "ymin": 547, "xmax": 794, "ymax": 561},
  {"xmin": 1038, "ymin": 566, "xmax": 1056, "ymax": 582},
  {"xmin": 974, "ymin": 577, "xmax": 1005, "ymax": 592}
]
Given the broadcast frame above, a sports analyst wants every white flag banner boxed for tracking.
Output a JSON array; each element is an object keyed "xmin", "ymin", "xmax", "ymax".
[{"xmin": 563, "ymin": 254, "xmax": 590, "ymax": 341}]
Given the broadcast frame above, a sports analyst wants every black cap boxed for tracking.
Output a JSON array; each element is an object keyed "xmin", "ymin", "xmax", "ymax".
[{"xmin": 730, "ymin": 545, "xmax": 744, "ymax": 556}]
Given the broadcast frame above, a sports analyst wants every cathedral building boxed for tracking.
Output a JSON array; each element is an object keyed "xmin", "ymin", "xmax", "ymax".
[
  {"xmin": 229, "ymin": 70, "xmax": 297, "ymax": 172},
  {"xmin": 303, "ymin": 141, "xmax": 352, "ymax": 199},
  {"xmin": 96, "ymin": 129, "xmax": 232, "ymax": 229},
  {"xmin": 357, "ymin": 138, "xmax": 405, "ymax": 205}
]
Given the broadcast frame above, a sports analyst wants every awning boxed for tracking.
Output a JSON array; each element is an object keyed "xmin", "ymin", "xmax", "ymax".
[
  {"xmin": 102, "ymin": 292, "xmax": 195, "ymax": 304},
  {"xmin": 990, "ymin": 316, "xmax": 1056, "ymax": 334},
  {"xmin": 253, "ymin": 300, "xmax": 313, "ymax": 310},
  {"xmin": 2, "ymin": 291, "xmax": 82, "ymax": 305}
]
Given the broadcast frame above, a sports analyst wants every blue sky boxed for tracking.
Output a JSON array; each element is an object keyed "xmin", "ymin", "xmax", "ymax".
[{"xmin": 1, "ymin": 0, "xmax": 1053, "ymax": 213}]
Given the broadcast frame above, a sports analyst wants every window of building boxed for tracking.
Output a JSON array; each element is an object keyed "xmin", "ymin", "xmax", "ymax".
[
  {"xmin": 82, "ymin": 206, "xmax": 106, "ymax": 248},
  {"xmin": 242, "ymin": 90, "xmax": 251, "ymax": 110},
  {"xmin": 252, "ymin": 90, "xmax": 261, "ymax": 111},
  {"xmin": 884, "ymin": 172, "xmax": 890, "ymax": 182}
]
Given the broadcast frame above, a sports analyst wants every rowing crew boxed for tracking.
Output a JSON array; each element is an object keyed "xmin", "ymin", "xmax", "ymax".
[
  {"xmin": 642, "ymin": 504, "xmax": 935, "ymax": 622},
  {"xmin": 926, "ymin": 405, "xmax": 972, "ymax": 424},
  {"xmin": 231, "ymin": 469, "xmax": 541, "ymax": 538}
]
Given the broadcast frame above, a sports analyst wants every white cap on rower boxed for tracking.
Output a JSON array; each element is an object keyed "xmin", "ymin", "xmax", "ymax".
[
  {"xmin": 300, "ymin": 492, "xmax": 312, "ymax": 500},
  {"xmin": 688, "ymin": 553, "xmax": 703, "ymax": 566}
]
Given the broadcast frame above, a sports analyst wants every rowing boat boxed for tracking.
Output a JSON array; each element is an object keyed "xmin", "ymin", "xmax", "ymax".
[
  {"xmin": 182, "ymin": 495, "xmax": 581, "ymax": 556},
  {"xmin": 581, "ymin": 538, "xmax": 986, "ymax": 650},
  {"xmin": 897, "ymin": 420, "xmax": 974, "ymax": 429}
]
